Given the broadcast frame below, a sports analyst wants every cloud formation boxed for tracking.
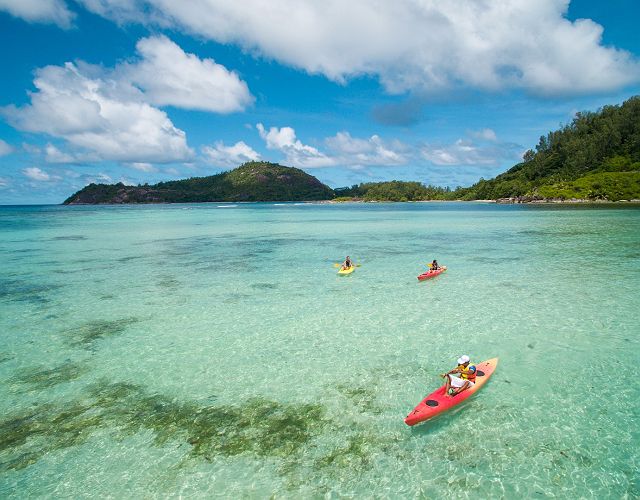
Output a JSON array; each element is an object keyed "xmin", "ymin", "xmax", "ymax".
[
  {"xmin": 257, "ymin": 123, "xmax": 334, "ymax": 168},
  {"xmin": 23, "ymin": 167, "xmax": 53, "ymax": 181},
  {"xmin": 75, "ymin": 0, "xmax": 639, "ymax": 95},
  {"xmin": 469, "ymin": 128, "xmax": 498, "ymax": 142},
  {"xmin": 122, "ymin": 35, "xmax": 254, "ymax": 113},
  {"xmin": 0, "ymin": 0, "xmax": 74, "ymax": 28},
  {"xmin": 45, "ymin": 144, "xmax": 77, "ymax": 163},
  {"xmin": 1, "ymin": 36, "xmax": 252, "ymax": 164},
  {"xmin": 421, "ymin": 138, "xmax": 522, "ymax": 166},
  {"xmin": 255, "ymin": 125, "xmax": 410, "ymax": 169},
  {"xmin": 0, "ymin": 139, "xmax": 13, "ymax": 156},
  {"xmin": 255, "ymin": 124, "xmax": 521, "ymax": 170},
  {"xmin": 325, "ymin": 132, "xmax": 407, "ymax": 166},
  {"xmin": 2, "ymin": 62, "xmax": 193, "ymax": 163},
  {"xmin": 202, "ymin": 141, "xmax": 260, "ymax": 167}
]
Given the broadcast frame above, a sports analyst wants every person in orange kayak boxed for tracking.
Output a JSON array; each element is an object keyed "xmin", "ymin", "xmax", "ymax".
[
  {"xmin": 442, "ymin": 355, "xmax": 477, "ymax": 396},
  {"xmin": 430, "ymin": 259, "xmax": 440, "ymax": 271},
  {"xmin": 342, "ymin": 256, "xmax": 353, "ymax": 270}
]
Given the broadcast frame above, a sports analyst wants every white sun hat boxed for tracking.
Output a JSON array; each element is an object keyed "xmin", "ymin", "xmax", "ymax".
[{"xmin": 457, "ymin": 355, "xmax": 470, "ymax": 364}]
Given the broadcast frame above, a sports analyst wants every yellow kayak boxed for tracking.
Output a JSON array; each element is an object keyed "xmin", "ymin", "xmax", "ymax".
[{"xmin": 338, "ymin": 265, "xmax": 355, "ymax": 275}]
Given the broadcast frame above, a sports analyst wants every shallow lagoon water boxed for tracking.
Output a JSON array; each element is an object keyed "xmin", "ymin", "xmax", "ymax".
[{"xmin": 0, "ymin": 202, "xmax": 638, "ymax": 498}]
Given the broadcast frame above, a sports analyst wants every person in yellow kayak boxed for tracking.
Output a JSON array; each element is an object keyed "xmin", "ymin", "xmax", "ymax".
[
  {"xmin": 429, "ymin": 259, "xmax": 440, "ymax": 271},
  {"xmin": 341, "ymin": 256, "xmax": 353, "ymax": 270},
  {"xmin": 442, "ymin": 355, "xmax": 477, "ymax": 396}
]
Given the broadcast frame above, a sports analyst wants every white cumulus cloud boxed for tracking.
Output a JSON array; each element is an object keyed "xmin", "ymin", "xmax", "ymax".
[
  {"xmin": 202, "ymin": 141, "xmax": 260, "ymax": 167},
  {"xmin": 2, "ymin": 36, "xmax": 253, "ymax": 165},
  {"xmin": 121, "ymin": 35, "xmax": 254, "ymax": 113},
  {"xmin": 325, "ymin": 132, "xmax": 407, "ymax": 166},
  {"xmin": 45, "ymin": 143, "xmax": 77, "ymax": 163},
  {"xmin": 75, "ymin": 0, "xmax": 640, "ymax": 95},
  {"xmin": 23, "ymin": 167, "xmax": 52, "ymax": 181},
  {"xmin": 256, "ymin": 123, "xmax": 334, "ymax": 168},
  {"xmin": 2, "ymin": 61, "xmax": 194, "ymax": 164},
  {"xmin": 0, "ymin": 0, "xmax": 74, "ymax": 28},
  {"xmin": 255, "ymin": 126, "xmax": 411, "ymax": 169}
]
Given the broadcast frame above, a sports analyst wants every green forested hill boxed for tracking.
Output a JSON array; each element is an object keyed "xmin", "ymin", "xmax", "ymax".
[
  {"xmin": 457, "ymin": 96, "xmax": 640, "ymax": 200},
  {"xmin": 63, "ymin": 162, "xmax": 335, "ymax": 204}
]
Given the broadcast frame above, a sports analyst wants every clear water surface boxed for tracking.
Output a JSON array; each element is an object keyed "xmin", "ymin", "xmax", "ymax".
[{"xmin": 0, "ymin": 202, "xmax": 638, "ymax": 498}]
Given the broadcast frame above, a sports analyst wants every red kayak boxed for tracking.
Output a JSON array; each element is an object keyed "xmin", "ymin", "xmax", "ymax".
[
  {"xmin": 404, "ymin": 357, "xmax": 499, "ymax": 426},
  {"xmin": 417, "ymin": 265, "xmax": 447, "ymax": 281}
]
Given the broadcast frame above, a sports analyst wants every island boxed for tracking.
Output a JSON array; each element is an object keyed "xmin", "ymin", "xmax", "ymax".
[{"xmin": 63, "ymin": 162, "xmax": 335, "ymax": 204}]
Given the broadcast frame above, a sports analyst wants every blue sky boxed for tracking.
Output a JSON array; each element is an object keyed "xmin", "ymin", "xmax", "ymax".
[{"xmin": 0, "ymin": 0, "xmax": 639, "ymax": 204}]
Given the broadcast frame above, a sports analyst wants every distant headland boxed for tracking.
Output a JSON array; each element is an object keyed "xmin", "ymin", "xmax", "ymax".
[
  {"xmin": 63, "ymin": 162, "xmax": 334, "ymax": 204},
  {"xmin": 64, "ymin": 96, "xmax": 640, "ymax": 205}
]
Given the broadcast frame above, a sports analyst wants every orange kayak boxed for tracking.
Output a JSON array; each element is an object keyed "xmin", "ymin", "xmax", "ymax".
[{"xmin": 404, "ymin": 357, "xmax": 499, "ymax": 426}]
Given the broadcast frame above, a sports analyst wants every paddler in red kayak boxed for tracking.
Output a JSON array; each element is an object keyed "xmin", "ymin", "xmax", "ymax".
[
  {"xmin": 429, "ymin": 259, "xmax": 440, "ymax": 271},
  {"xmin": 442, "ymin": 355, "xmax": 477, "ymax": 396}
]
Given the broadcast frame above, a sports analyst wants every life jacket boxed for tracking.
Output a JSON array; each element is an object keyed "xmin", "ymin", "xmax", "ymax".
[{"xmin": 460, "ymin": 363, "xmax": 477, "ymax": 381}]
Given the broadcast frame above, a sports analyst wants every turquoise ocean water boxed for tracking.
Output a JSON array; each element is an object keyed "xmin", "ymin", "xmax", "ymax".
[{"xmin": 0, "ymin": 202, "xmax": 638, "ymax": 498}]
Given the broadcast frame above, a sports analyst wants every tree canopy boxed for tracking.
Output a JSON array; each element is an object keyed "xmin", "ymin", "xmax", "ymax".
[{"xmin": 457, "ymin": 96, "xmax": 640, "ymax": 200}]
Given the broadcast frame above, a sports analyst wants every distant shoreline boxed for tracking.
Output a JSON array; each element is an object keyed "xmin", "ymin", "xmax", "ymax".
[
  {"xmin": 322, "ymin": 198, "xmax": 640, "ymax": 205},
  {"xmin": 2, "ymin": 199, "xmax": 640, "ymax": 207},
  {"xmin": 58, "ymin": 198, "xmax": 640, "ymax": 206}
]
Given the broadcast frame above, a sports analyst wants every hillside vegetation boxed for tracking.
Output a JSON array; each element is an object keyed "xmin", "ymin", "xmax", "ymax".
[
  {"xmin": 456, "ymin": 96, "xmax": 640, "ymax": 201},
  {"xmin": 63, "ymin": 162, "xmax": 334, "ymax": 204},
  {"xmin": 334, "ymin": 181, "xmax": 454, "ymax": 202}
]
